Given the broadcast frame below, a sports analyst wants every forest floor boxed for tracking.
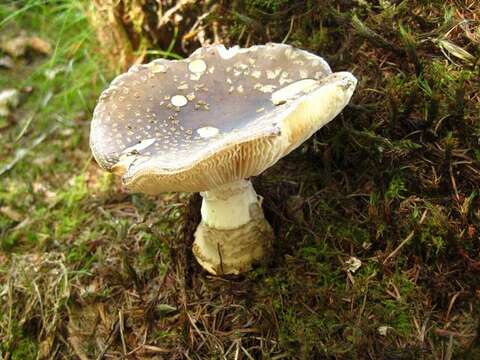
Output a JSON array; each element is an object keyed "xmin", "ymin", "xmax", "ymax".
[{"xmin": 0, "ymin": 1, "xmax": 479, "ymax": 359}]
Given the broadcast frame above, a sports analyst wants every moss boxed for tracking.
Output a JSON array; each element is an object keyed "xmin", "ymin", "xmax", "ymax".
[
  {"xmin": 385, "ymin": 176, "xmax": 407, "ymax": 200},
  {"xmin": 11, "ymin": 337, "xmax": 38, "ymax": 360}
]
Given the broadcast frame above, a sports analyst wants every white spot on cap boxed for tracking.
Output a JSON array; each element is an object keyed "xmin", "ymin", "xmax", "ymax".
[
  {"xmin": 254, "ymin": 84, "xmax": 277, "ymax": 93},
  {"xmin": 266, "ymin": 68, "xmax": 281, "ymax": 79},
  {"xmin": 271, "ymin": 79, "xmax": 318, "ymax": 105},
  {"xmin": 150, "ymin": 63, "xmax": 167, "ymax": 73},
  {"xmin": 299, "ymin": 69, "xmax": 309, "ymax": 78},
  {"xmin": 190, "ymin": 73, "xmax": 202, "ymax": 81},
  {"xmin": 197, "ymin": 126, "xmax": 219, "ymax": 138},
  {"xmin": 121, "ymin": 138, "xmax": 156, "ymax": 154},
  {"xmin": 171, "ymin": 95, "xmax": 188, "ymax": 107},
  {"xmin": 251, "ymin": 70, "xmax": 261, "ymax": 78},
  {"xmin": 188, "ymin": 59, "xmax": 207, "ymax": 73},
  {"xmin": 217, "ymin": 45, "xmax": 240, "ymax": 59}
]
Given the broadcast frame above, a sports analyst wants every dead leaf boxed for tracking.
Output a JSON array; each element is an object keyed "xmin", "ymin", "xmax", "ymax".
[
  {"xmin": 346, "ymin": 256, "xmax": 362, "ymax": 273},
  {"xmin": 0, "ymin": 206, "xmax": 23, "ymax": 222},
  {"xmin": 467, "ymin": 225, "xmax": 476, "ymax": 238},
  {"xmin": 38, "ymin": 335, "xmax": 55, "ymax": 359},
  {"xmin": 1, "ymin": 37, "xmax": 28, "ymax": 57},
  {"xmin": 0, "ymin": 88, "xmax": 20, "ymax": 116},
  {"xmin": 0, "ymin": 56, "xmax": 14, "ymax": 69},
  {"xmin": 437, "ymin": 39, "xmax": 476, "ymax": 64},
  {"xmin": 33, "ymin": 182, "xmax": 57, "ymax": 201},
  {"xmin": 28, "ymin": 36, "xmax": 52, "ymax": 55},
  {"xmin": 378, "ymin": 325, "xmax": 392, "ymax": 336},
  {"xmin": 1, "ymin": 35, "xmax": 52, "ymax": 57}
]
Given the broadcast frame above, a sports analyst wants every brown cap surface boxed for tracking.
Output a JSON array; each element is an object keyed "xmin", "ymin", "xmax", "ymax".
[{"xmin": 90, "ymin": 43, "xmax": 356, "ymax": 194}]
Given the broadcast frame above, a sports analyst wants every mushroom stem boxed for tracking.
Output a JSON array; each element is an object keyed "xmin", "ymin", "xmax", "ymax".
[{"xmin": 193, "ymin": 179, "xmax": 274, "ymax": 275}]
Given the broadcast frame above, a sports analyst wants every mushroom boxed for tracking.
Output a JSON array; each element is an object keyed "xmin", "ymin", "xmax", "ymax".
[{"xmin": 90, "ymin": 43, "xmax": 357, "ymax": 275}]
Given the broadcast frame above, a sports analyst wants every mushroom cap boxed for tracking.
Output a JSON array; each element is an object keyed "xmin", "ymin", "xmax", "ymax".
[{"xmin": 90, "ymin": 43, "xmax": 356, "ymax": 194}]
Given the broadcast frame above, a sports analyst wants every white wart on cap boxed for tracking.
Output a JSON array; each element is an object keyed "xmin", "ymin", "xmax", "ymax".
[{"xmin": 90, "ymin": 43, "xmax": 356, "ymax": 194}]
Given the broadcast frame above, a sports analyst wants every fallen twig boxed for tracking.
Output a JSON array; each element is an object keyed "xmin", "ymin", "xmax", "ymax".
[{"xmin": 383, "ymin": 209, "xmax": 428, "ymax": 264}]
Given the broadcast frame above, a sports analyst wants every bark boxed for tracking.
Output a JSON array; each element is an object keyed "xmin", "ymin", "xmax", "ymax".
[{"xmin": 88, "ymin": 0, "xmax": 222, "ymax": 71}]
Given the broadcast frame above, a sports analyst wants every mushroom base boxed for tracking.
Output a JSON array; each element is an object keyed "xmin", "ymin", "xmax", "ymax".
[
  {"xmin": 192, "ymin": 180, "xmax": 274, "ymax": 275},
  {"xmin": 193, "ymin": 217, "xmax": 274, "ymax": 275}
]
